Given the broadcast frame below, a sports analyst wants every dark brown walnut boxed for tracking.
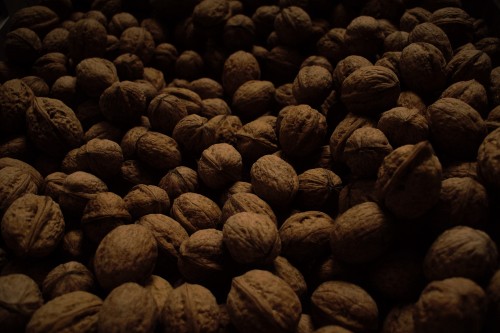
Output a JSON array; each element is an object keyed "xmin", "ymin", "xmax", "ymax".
[
  {"xmin": 426, "ymin": 177, "xmax": 488, "ymax": 232},
  {"xmin": 158, "ymin": 166, "xmax": 199, "ymax": 200},
  {"xmin": 206, "ymin": 115, "xmax": 242, "ymax": 146},
  {"xmin": 296, "ymin": 168, "xmax": 342, "ymax": 210},
  {"xmin": 198, "ymin": 143, "xmax": 243, "ymax": 190},
  {"xmin": 108, "ymin": 12, "xmax": 139, "ymax": 37},
  {"xmin": 61, "ymin": 148, "xmax": 82, "ymax": 174},
  {"xmin": 441, "ymin": 80, "xmax": 488, "ymax": 116},
  {"xmin": 123, "ymin": 185, "xmax": 170, "ymax": 220},
  {"xmin": 251, "ymin": 155, "xmax": 299, "ymax": 210},
  {"xmin": 0, "ymin": 274, "xmax": 43, "ymax": 333},
  {"xmin": 81, "ymin": 192, "xmax": 131, "ymax": 243},
  {"xmin": 42, "ymin": 27, "xmax": 69, "ymax": 54},
  {"xmin": 134, "ymin": 80, "xmax": 158, "ymax": 104},
  {"xmin": 83, "ymin": 10, "xmax": 107, "ymax": 26},
  {"xmin": 113, "ymin": 53, "xmax": 144, "ymax": 81},
  {"xmin": 99, "ymin": 81, "xmax": 146, "ymax": 128},
  {"xmin": 161, "ymin": 87, "xmax": 203, "ymax": 116},
  {"xmin": 190, "ymin": 78, "xmax": 224, "ymax": 99},
  {"xmin": 293, "ymin": 66, "xmax": 332, "ymax": 107},
  {"xmin": 58, "ymin": 171, "xmax": 108, "ymax": 216},
  {"xmin": 279, "ymin": 211, "xmax": 334, "ymax": 265},
  {"xmin": 175, "ymin": 50, "xmax": 205, "ymax": 81},
  {"xmin": 172, "ymin": 114, "xmax": 216, "ymax": 156},
  {"xmin": 21, "ymin": 76, "xmax": 49, "ymax": 97},
  {"xmin": 268, "ymin": 256, "xmax": 307, "ymax": 299},
  {"xmin": 442, "ymin": 161, "xmax": 478, "ymax": 180},
  {"xmin": 221, "ymin": 192, "xmax": 276, "ymax": 224},
  {"xmin": 222, "ymin": 51, "xmax": 261, "ymax": 96},
  {"xmin": 0, "ymin": 79, "xmax": 34, "ymax": 138},
  {"xmin": 94, "ymin": 224, "xmax": 157, "ymax": 290},
  {"xmin": 91, "ymin": 0, "xmax": 122, "ymax": 17},
  {"xmin": 377, "ymin": 107, "xmax": 429, "ymax": 147},
  {"xmin": 424, "ymin": 226, "xmax": 498, "ymax": 283},
  {"xmin": 135, "ymin": 131, "xmax": 182, "ymax": 170},
  {"xmin": 32, "ymin": 52, "xmax": 68, "ymax": 85},
  {"xmin": 153, "ymin": 43, "xmax": 178, "ymax": 73},
  {"xmin": 5, "ymin": 28, "xmax": 42, "ymax": 65},
  {"xmin": 427, "ymin": 98, "xmax": 487, "ymax": 159},
  {"xmin": 478, "ymin": 128, "xmax": 500, "ymax": 189},
  {"xmin": 277, "ymin": 105, "xmax": 327, "ymax": 158},
  {"xmin": 488, "ymin": 270, "xmax": 500, "ymax": 332},
  {"xmin": 491, "ymin": 67, "xmax": 500, "ymax": 106},
  {"xmin": 171, "ymin": 192, "xmax": 222, "ymax": 234},
  {"xmin": 141, "ymin": 18, "xmax": 166, "ymax": 44},
  {"xmin": 56, "ymin": 232, "xmax": 85, "ymax": 261},
  {"xmin": 375, "ymin": 141, "xmax": 442, "ymax": 219},
  {"xmin": 192, "ymin": 0, "xmax": 231, "ymax": 33},
  {"xmin": 0, "ymin": 157, "xmax": 43, "ymax": 188},
  {"xmin": 301, "ymin": 55, "xmax": 334, "ymax": 72},
  {"xmin": 161, "ymin": 283, "xmax": 220, "ymax": 333},
  {"xmin": 330, "ymin": 201, "xmax": 395, "ymax": 264},
  {"xmin": 120, "ymin": 160, "xmax": 157, "ymax": 187},
  {"xmin": 26, "ymin": 291, "xmax": 102, "ymax": 333},
  {"xmin": 236, "ymin": 115, "xmax": 278, "ymax": 162},
  {"xmin": 137, "ymin": 214, "xmax": 189, "ymax": 264},
  {"xmin": 0, "ymin": 136, "xmax": 32, "ymax": 160},
  {"xmin": 220, "ymin": 181, "xmax": 253, "ymax": 205},
  {"xmin": 119, "ymin": 27, "xmax": 155, "ymax": 64},
  {"xmin": 50, "ymin": 76, "xmax": 78, "ymax": 107},
  {"xmin": 396, "ymin": 91, "xmax": 427, "ymax": 114},
  {"xmin": 224, "ymin": 14, "xmax": 256, "ymax": 52},
  {"xmin": 446, "ymin": 49, "xmax": 492, "ymax": 85},
  {"xmin": 75, "ymin": 57, "xmax": 118, "ymax": 98},
  {"xmin": 408, "ymin": 22, "xmax": 453, "ymax": 61},
  {"xmin": 2, "ymin": 194, "xmax": 64, "ymax": 257},
  {"xmin": 382, "ymin": 304, "xmax": 415, "ymax": 333},
  {"xmin": 9, "ymin": 5, "xmax": 59, "ymax": 36},
  {"xmin": 74, "ymin": 100, "xmax": 103, "ymax": 131},
  {"xmin": 274, "ymin": 6, "xmax": 312, "ymax": 46},
  {"xmin": 413, "ymin": 277, "xmax": 487, "ymax": 333},
  {"xmin": 148, "ymin": 94, "xmax": 188, "ymax": 135},
  {"xmin": 232, "ymin": 80, "xmax": 275, "ymax": 121},
  {"xmin": 384, "ymin": 31, "xmax": 409, "ymax": 52},
  {"xmin": 78, "ymin": 138, "xmax": 124, "ymax": 180},
  {"xmin": 430, "ymin": 7, "xmax": 473, "ymax": 48},
  {"xmin": 227, "ymin": 269, "xmax": 301, "ymax": 333},
  {"xmin": 329, "ymin": 113, "xmax": 376, "ymax": 163},
  {"xmin": 223, "ymin": 212, "xmax": 280, "ymax": 265},
  {"xmin": 340, "ymin": 65, "xmax": 400, "ymax": 116},
  {"xmin": 275, "ymin": 83, "xmax": 297, "ymax": 109},
  {"xmin": 311, "ymin": 280, "xmax": 378, "ymax": 332},
  {"xmin": 476, "ymin": 37, "xmax": 500, "ymax": 67},
  {"xmin": 42, "ymin": 261, "xmax": 94, "ymax": 300},
  {"xmin": 400, "ymin": 42, "xmax": 447, "ymax": 97},
  {"xmin": 316, "ymin": 28, "xmax": 346, "ymax": 66},
  {"xmin": 68, "ymin": 18, "xmax": 107, "ymax": 64},
  {"xmin": 84, "ymin": 121, "xmax": 122, "ymax": 143},
  {"xmin": 178, "ymin": 229, "xmax": 228, "ymax": 284},
  {"xmin": 98, "ymin": 282, "xmax": 158, "ymax": 333},
  {"xmin": 344, "ymin": 16, "xmax": 385, "ymax": 59},
  {"xmin": 143, "ymin": 275, "xmax": 173, "ymax": 312},
  {"xmin": 343, "ymin": 127, "xmax": 393, "ymax": 179},
  {"xmin": 143, "ymin": 67, "xmax": 166, "ymax": 91}
]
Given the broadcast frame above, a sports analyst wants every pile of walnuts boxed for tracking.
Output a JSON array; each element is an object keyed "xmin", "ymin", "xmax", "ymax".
[{"xmin": 1, "ymin": 0, "xmax": 500, "ymax": 332}]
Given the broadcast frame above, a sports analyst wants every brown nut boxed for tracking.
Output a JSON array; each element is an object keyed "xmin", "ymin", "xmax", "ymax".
[
  {"xmin": 75, "ymin": 57, "xmax": 118, "ymax": 98},
  {"xmin": 377, "ymin": 107, "xmax": 429, "ymax": 148},
  {"xmin": 123, "ymin": 184, "xmax": 170, "ymax": 220},
  {"xmin": 42, "ymin": 261, "xmax": 94, "ymax": 300},
  {"xmin": 68, "ymin": 18, "xmax": 107, "ymax": 63},
  {"xmin": 0, "ymin": 79, "xmax": 35, "ymax": 138},
  {"xmin": 198, "ymin": 143, "xmax": 243, "ymax": 190},
  {"xmin": 221, "ymin": 192, "xmax": 276, "ymax": 224},
  {"xmin": 59, "ymin": 171, "xmax": 108, "ymax": 217},
  {"xmin": 222, "ymin": 51, "xmax": 261, "ymax": 96},
  {"xmin": 232, "ymin": 80, "xmax": 276, "ymax": 121},
  {"xmin": 99, "ymin": 81, "xmax": 146, "ymax": 128},
  {"xmin": 236, "ymin": 115, "xmax": 279, "ymax": 162},
  {"xmin": 119, "ymin": 27, "xmax": 155, "ymax": 64},
  {"xmin": 170, "ymin": 192, "xmax": 222, "ymax": 234},
  {"xmin": 5, "ymin": 28, "xmax": 42, "ymax": 65},
  {"xmin": 158, "ymin": 166, "xmax": 199, "ymax": 200}
]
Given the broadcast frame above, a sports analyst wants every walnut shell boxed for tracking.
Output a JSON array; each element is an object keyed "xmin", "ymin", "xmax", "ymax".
[
  {"xmin": 198, "ymin": 143, "xmax": 243, "ymax": 190},
  {"xmin": 5, "ymin": 28, "xmax": 42, "ymax": 65},
  {"xmin": 408, "ymin": 22, "xmax": 453, "ymax": 61},
  {"xmin": 268, "ymin": 256, "xmax": 307, "ymax": 299},
  {"xmin": 440, "ymin": 80, "xmax": 488, "ymax": 116},
  {"xmin": 487, "ymin": 270, "xmax": 500, "ymax": 331},
  {"xmin": 94, "ymin": 224, "xmax": 157, "ymax": 290},
  {"xmin": 223, "ymin": 212, "xmax": 280, "ymax": 265},
  {"xmin": 108, "ymin": 12, "xmax": 139, "ymax": 37},
  {"xmin": 143, "ymin": 275, "xmax": 173, "ymax": 312},
  {"xmin": 119, "ymin": 27, "xmax": 155, "ymax": 64},
  {"xmin": 75, "ymin": 57, "xmax": 118, "ymax": 98},
  {"xmin": 21, "ymin": 76, "xmax": 49, "ymax": 97},
  {"xmin": 136, "ymin": 131, "xmax": 182, "ymax": 170},
  {"xmin": 1, "ymin": 194, "xmax": 64, "ymax": 257},
  {"xmin": 148, "ymin": 93, "xmax": 188, "ymax": 135},
  {"xmin": 274, "ymin": 6, "xmax": 312, "ymax": 46},
  {"xmin": 206, "ymin": 114, "xmax": 242, "ymax": 146},
  {"xmin": 200, "ymin": 98, "xmax": 231, "ymax": 118},
  {"xmin": 0, "ymin": 79, "xmax": 34, "ymax": 138},
  {"xmin": 42, "ymin": 261, "xmax": 94, "ymax": 300},
  {"xmin": 236, "ymin": 115, "xmax": 279, "ymax": 162},
  {"xmin": 123, "ymin": 185, "xmax": 170, "ymax": 220},
  {"xmin": 58, "ymin": 171, "xmax": 108, "ymax": 216},
  {"xmin": 296, "ymin": 168, "xmax": 342, "ymax": 210},
  {"xmin": 232, "ymin": 80, "xmax": 276, "ymax": 121},
  {"xmin": 170, "ymin": 192, "xmax": 222, "ymax": 234},
  {"xmin": 9, "ymin": 5, "xmax": 59, "ymax": 36},
  {"xmin": 172, "ymin": 114, "xmax": 216, "ymax": 156},
  {"xmin": 158, "ymin": 166, "xmax": 199, "ymax": 200},
  {"xmin": 42, "ymin": 27, "xmax": 69, "ymax": 54},
  {"xmin": 43, "ymin": 172, "xmax": 67, "ymax": 201},
  {"xmin": 222, "ymin": 51, "xmax": 261, "ymax": 96},
  {"xmin": 377, "ymin": 107, "xmax": 429, "ymax": 147},
  {"xmin": 227, "ymin": 269, "xmax": 302, "ymax": 333},
  {"xmin": 99, "ymin": 81, "xmax": 146, "ymax": 128},
  {"xmin": 344, "ymin": 16, "xmax": 384, "ymax": 58},
  {"xmin": 221, "ymin": 192, "xmax": 276, "ymax": 224},
  {"xmin": 381, "ymin": 304, "xmax": 415, "ymax": 333},
  {"xmin": 78, "ymin": 138, "xmax": 123, "ymax": 180},
  {"xmin": 68, "ymin": 18, "xmax": 107, "ymax": 63},
  {"xmin": 429, "ymin": 7, "xmax": 473, "ymax": 48},
  {"xmin": 446, "ymin": 49, "xmax": 492, "ymax": 85},
  {"xmin": 478, "ymin": 128, "xmax": 500, "ymax": 189},
  {"xmin": 329, "ymin": 113, "xmax": 375, "ymax": 163},
  {"xmin": 384, "ymin": 31, "xmax": 409, "ymax": 52}
]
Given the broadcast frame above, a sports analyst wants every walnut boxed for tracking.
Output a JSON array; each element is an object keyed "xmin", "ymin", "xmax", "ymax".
[
  {"xmin": 338, "ymin": 179, "xmax": 376, "ymax": 213},
  {"xmin": 250, "ymin": 155, "xmax": 299, "ymax": 210},
  {"xmin": 301, "ymin": 55, "xmax": 334, "ymax": 72},
  {"xmin": 68, "ymin": 18, "xmax": 107, "ymax": 63},
  {"xmin": 206, "ymin": 114, "xmax": 242, "ymax": 146},
  {"xmin": 120, "ymin": 27, "xmax": 155, "ymax": 64},
  {"xmin": 158, "ymin": 166, "xmax": 199, "ymax": 200},
  {"xmin": 148, "ymin": 93, "xmax": 188, "ymax": 135},
  {"xmin": 84, "ymin": 121, "xmax": 122, "ymax": 143},
  {"xmin": 143, "ymin": 275, "xmax": 173, "ymax": 312},
  {"xmin": 94, "ymin": 224, "xmax": 157, "ymax": 290},
  {"xmin": 192, "ymin": 0, "xmax": 231, "ymax": 33},
  {"xmin": 5, "ymin": 28, "xmax": 42, "ymax": 65},
  {"xmin": 487, "ymin": 270, "xmax": 500, "ymax": 332},
  {"xmin": 376, "ymin": 141, "xmax": 442, "ymax": 219},
  {"xmin": 476, "ymin": 37, "xmax": 500, "ymax": 67},
  {"xmin": 329, "ymin": 113, "xmax": 375, "ymax": 163},
  {"xmin": 98, "ymin": 282, "xmax": 158, "ymax": 333},
  {"xmin": 413, "ymin": 277, "xmax": 487, "ymax": 333},
  {"xmin": 293, "ymin": 66, "xmax": 333, "ymax": 107},
  {"xmin": 175, "ymin": 50, "xmax": 205, "ymax": 81},
  {"xmin": 59, "ymin": 171, "xmax": 108, "ymax": 216},
  {"xmin": 446, "ymin": 49, "xmax": 492, "ymax": 85},
  {"xmin": 140, "ymin": 18, "xmax": 166, "ymax": 44},
  {"xmin": 123, "ymin": 185, "xmax": 170, "ymax": 220},
  {"xmin": 120, "ymin": 159, "xmax": 158, "ymax": 187},
  {"xmin": 384, "ymin": 31, "xmax": 409, "ymax": 52},
  {"xmin": 172, "ymin": 114, "xmax": 216, "ymax": 156},
  {"xmin": 344, "ymin": 16, "xmax": 385, "ymax": 59},
  {"xmin": 42, "ymin": 27, "xmax": 69, "ymax": 54},
  {"xmin": 26, "ymin": 291, "xmax": 102, "ymax": 333},
  {"xmin": 400, "ymin": 42, "xmax": 447, "ymax": 97},
  {"xmin": 108, "ymin": 12, "xmax": 139, "ymax": 36},
  {"xmin": 224, "ymin": 14, "xmax": 256, "ymax": 52},
  {"xmin": 377, "ymin": 107, "xmax": 429, "ymax": 147},
  {"xmin": 113, "ymin": 53, "xmax": 144, "ymax": 81},
  {"xmin": 9, "ymin": 5, "xmax": 59, "ymax": 36},
  {"xmin": 442, "ymin": 80, "xmax": 489, "ymax": 116},
  {"xmin": 171, "ymin": 192, "xmax": 222, "ymax": 234},
  {"xmin": 0, "ymin": 274, "xmax": 43, "ymax": 333},
  {"xmin": 0, "ymin": 79, "xmax": 34, "ymax": 138},
  {"xmin": 222, "ymin": 51, "xmax": 261, "ymax": 96},
  {"xmin": 161, "ymin": 86, "xmax": 203, "ymax": 115},
  {"xmin": 190, "ymin": 78, "xmax": 224, "ymax": 99},
  {"xmin": 221, "ymin": 192, "xmax": 276, "ymax": 224},
  {"xmin": 91, "ymin": 0, "xmax": 122, "ymax": 17},
  {"xmin": 442, "ymin": 161, "xmax": 478, "ymax": 180},
  {"xmin": 268, "ymin": 256, "xmax": 307, "ymax": 299},
  {"xmin": 32, "ymin": 52, "xmax": 68, "ymax": 85},
  {"xmin": 340, "ymin": 65, "xmax": 400, "ymax": 116},
  {"xmin": 50, "ymin": 76, "xmax": 78, "ymax": 107},
  {"xmin": 81, "ymin": 192, "xmax": 131, "ymax": 243},
  {"xmin": 232, "ymin": 80, "xmax": 276, "ymax": 121},
  {"xmin": 198, "ymin": 143, "xmax": 242, "ymax": 189},
  {"xmin": 74, "ymin": 100, "xmax": 103, "ymax": 130},
  {"xmin": 252, "ymin": 5, "xmax": 280, "ymax": 39},
  {"xmin": 427, "ymin": 98, "xmax": 487, "ymax": 159},
  {"xmin": 21, "ymin": 76, "xmax": 49, "ymax": 97},
  {"xmin": 161, "ymin": 283, "xmax": 220, "ymax": 333},
  {"xmin": 275, "ymin": 83, "xmax": 297, "ymax": 108},
  {"xmin": 133, "ymin": 131, "xmax": 182, "ymax": 170},
  {"xmin": 42, "ymin": 261, "xmax": 94, "ymax": 300},
  {"xmin": 479, "ymin": 128, "xmax": 500, "ymax": 189},
  {"xmin": 236, "ymin": 115, "xmax": 279, "ymax": 162},
  {"xmin": 178, "ymin": 229, "xmax": 228, "ymax": 284},
  {"xmin": 99, "ymin": 81, "xmax": 146, "ymax": 128},
  {"xmin": 274, "ymin": 6, "xmax": 313, "ymax": 46},
  {"xmin": 396, "ymin": 90, "xmax": 426, "ymax": 113},
  {"xmin": 296, "ymin": 168, "xmax": 342, "ymax": 210},
  {"xmin": 227, "ymin": 269, "xmax": 302, "ymax": 333},
  {"xmin": 316, "ymin": 28, "xmax": 347, "ymax": 66},
  {"xmin": 83, "ymin": 10, "xmax": 107, "ymax": 26},
  {"xmin": 408, "ymin": 22, "xmax": 453, "ymax": 61},
  {"xmin": 491, "ymin": 67, "xmax": 500, "ymax": 106},
  {"xmin": 424, "ymin": 226, "xmax": 498, "ymax": 283},
  {"xmin": 382, "ymin": 304, "xmax": 415, "ymax": 333},
  {"xmin": 2, "ymin": 194, "xmax": 64, "ymax": 257},
  {"xmin": 78, "ymin": 138, "xmax": 124, "ymax": 179},
  {"xmin": 75, "ymin": 57, "xmax": 119, "ymax": 98},
  {"xmin": 0, "ymin": 136, "xmax": 32, "ymax": 160},
  {"xmin": 430, "ymin": 7, "xmax": 473, "ymax": 48},
  {"xmin": 152, "ymin": 43, "xmax": 178, "ymax": 73},
  {"xmin": 311, "ymin": 280, "xmax": 378, "ymax": 331}
]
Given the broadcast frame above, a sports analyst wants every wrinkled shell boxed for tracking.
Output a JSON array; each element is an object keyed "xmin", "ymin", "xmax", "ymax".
[
  {"xmin": 59, "ymin": 171, "xmax": 108, "ymax": 216},
  {"xmin": 269, "ymin": 256, "xmax": 307, "ymax": 299},
  {"xmin": 158, "ymin": 166, "xmax": 199, "ymax": 200},
  {"xmin": 221, "ymin": 192, "xmax": 276, "ymax": 224},
  {"xmin": 68, "ymin": 19, "xmax": 107, "ymax": 63},
  {"xmin": 236, "ymin": 116, "xmax": 278, "ymax": 162},
  {"xmin": 198, "ymin": 143, "xmax": 243, "ymax": 190},
  {"xmin": 329, "ymin": 113, "xmax": 375, "ymax": 163},
  {"xmin": 137, "ymin": 131, "xmax": 182, "ymax": 170},
  {"xmin": 446, "ymin": 49, "xmax": 492, "ymax": 85},
  {"xmin": 232, "ymin": 80, "xmax": 276, "ymax": 121},
  {"xmin": 99, "ymin": 81, "xmax": 146, "ymax": 128},
  {"xmin": 440, "ymin": 80, "xmax": 488, "ymax": 116},
  {"xmin": 478, "ymin": 128, "xmax": 500, "ymax": 189},
  {"xmin": 75, "ymin": 57, "xmax": 119, "ymax": 98},
  {"xmin": 296, "ymin": 168, "xmax": 342, "ymax": 210},
  {"xmin": 148, "ymin": 93, "xmax": 188, "ymax": 135},
  {"xmin": 124, "ymin": 185, "xmax": 170, "ymax": 220},
  {"xmin": 222, "ymin": 51, "xmax": 261, "ymax": 96},
  {"xmin": 377, "ymin": 107, "xmax": 429, "ymax": 147},
  {"xmin": 0, "ymin": 79, "xmax": 35, "ymax": 138},
  {"xmin": 42, "ymin": 261, "xmax": 94, "ymax": 300},
  {"xmin": 0, "ymin": 167, "xmax": 39, "ymax": 217},
  {"xmin": 170, "ymin": 192, "xmax": 222, "ymax": 234}
]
